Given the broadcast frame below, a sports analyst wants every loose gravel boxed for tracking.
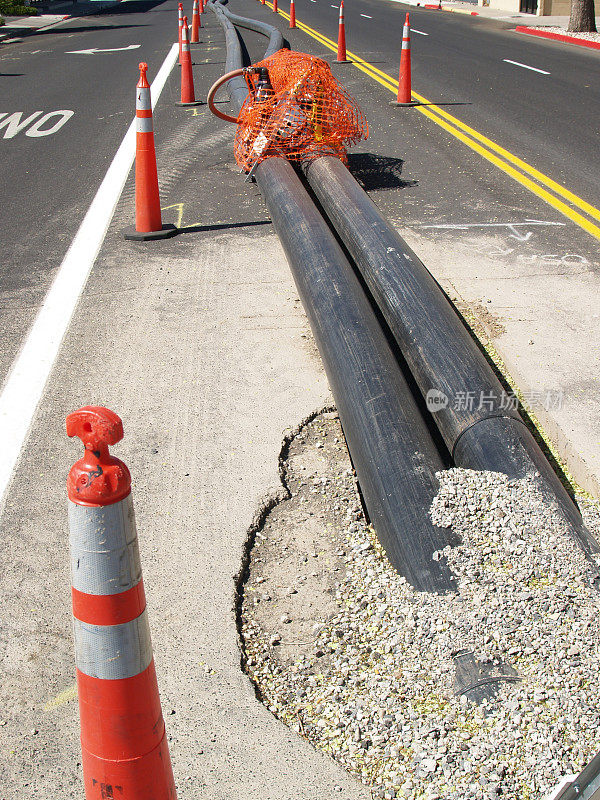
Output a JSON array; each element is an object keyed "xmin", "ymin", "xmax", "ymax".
[{"xmin": 240, "ymin": 414, "xmax": 600, "ymax": 800}]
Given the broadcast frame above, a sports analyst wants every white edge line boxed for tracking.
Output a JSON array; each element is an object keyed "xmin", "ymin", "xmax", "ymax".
[
  {"xmin": 503, "ymin": 58, "xmax": 550, "ymax": 74},
  {"xmin": 0, "ymin": 41, "xmax": 179, "ymax": 507}
]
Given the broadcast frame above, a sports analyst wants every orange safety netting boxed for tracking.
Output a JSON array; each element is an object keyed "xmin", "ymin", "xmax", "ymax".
[{"xmin": 234, "ymin": 49, "xmax": 368, "ymax": 172}]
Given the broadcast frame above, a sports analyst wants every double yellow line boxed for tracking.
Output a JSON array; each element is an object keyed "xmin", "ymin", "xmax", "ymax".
[{"xmin": 268, "ymin": 4, "xmax": 600, "ymax": 242}]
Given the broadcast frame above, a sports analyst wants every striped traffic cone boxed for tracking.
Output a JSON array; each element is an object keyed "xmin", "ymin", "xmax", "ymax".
[
  {"xmin": 66, "ymin": 406, "xmax": 177, "ymax": 800},
  {"xmin": 178, "ymin": 2, "xmax": 184, "ymax": 65},
  {"xmin": 336, "ymin": 0, "xmax": 349, "ymax": 62},
  {"xmin": 392, "ymin": 13, "xmax": 418, "ymax": 106},
  {"xmin": 191, "ymin": 0, "xmax": 201, "ymax": 42},
  {"xmin": 125, "ymin": 63, "xmax": 177, "ymax": 240},
  {"xmin": 289, "ymin": 0, "xmax": 296, "ymax": 27},
  {"xmin": 178, "ymin": 16, "xmax": 201, "ymax": 106}
]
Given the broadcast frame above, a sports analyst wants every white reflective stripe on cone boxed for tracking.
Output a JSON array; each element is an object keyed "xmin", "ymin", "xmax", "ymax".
[
  {"xmin": 74, "ymin": 610, "xmax": 153, "ymax": 680},
  {"xmin": 136, "ymin": 117, "xmax": 154, "ymax": 133},
  {"xmin": 68, "ymin": 495, "xmax": 142, "ymax": 596},
  {"xmin": 136, "ymin": 87, "xmax": 152, "ymax": 111}
]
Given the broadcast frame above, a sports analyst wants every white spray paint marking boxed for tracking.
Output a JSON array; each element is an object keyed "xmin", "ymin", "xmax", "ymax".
[
  {"xmin": 503, "ymin": 59, "xmax": 550, "ymax": 75},
  {"xmin": 421, "ymin": 220, "xmax": 565, "ymax": 241},
  {"xmin": 360, "ymin": 13, "xmax": 372, "ymax": 18},
  {"xmin": 410, "ymin": 27, "xmax": 429, "ymax": 34},
  {"xmin": 0, "ymin": 42, "xmax": 179, "ymax": 509}
]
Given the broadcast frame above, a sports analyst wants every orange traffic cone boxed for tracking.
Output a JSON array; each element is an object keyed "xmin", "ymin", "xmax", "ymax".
[
  {"xmin": 125, "ymin": 63, "xmax": 177, "ymax": 240},
  {"xmin": 273, "ymin": 0, "xmax": 278, "ymax": 12},
  {"xmin": 336, "ymin": 0, "xmax": 349, "ymax": 62},
  {"xmin": 191, "ymin": 0, "xmax": 201, "ymax": 41},
  {"xmin": 177, "ymin": 16, "xmax": 202, "ymax": 106},
  {"xmin": 178, "ymin": 2, "xmax": 184, "ymax": 64},
  {"xmin": 392, "ymin": 13, "xmax": 418, "ymax": 106},
  {"xmin": 199, "ymin": 0, "xmax": 204, "ymax": 12},
  {"xmin": 289, "ymin": 0, "xmax": 296, "ymax": 27},
  {"xmin": 66, "ymin": 406, "xmax": 177, "ymax": 800}
]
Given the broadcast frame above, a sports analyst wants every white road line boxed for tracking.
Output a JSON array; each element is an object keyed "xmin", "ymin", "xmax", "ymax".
[
  {"xmin": 360, "ymin": 13, "xmax": 372, "ymax": 17},
  {"xmin": 410, "ymin": 27, "xmax": 429, "ymax": 35},
  {"xmin": 503, "ymin": 58, "xmax": 550, "ymax": 75},
  {"xmin": 0, "ymin": 42, "xmax": 179, "ymax": 509}
]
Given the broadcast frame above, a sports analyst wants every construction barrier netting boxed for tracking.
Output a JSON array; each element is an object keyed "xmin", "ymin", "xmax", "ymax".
[{"xmin": 234, "ymin": 49, "xmax": 368, "ymax": 172}]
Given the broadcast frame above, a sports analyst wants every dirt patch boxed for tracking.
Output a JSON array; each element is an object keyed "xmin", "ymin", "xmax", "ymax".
[{"xmin": 240, "ymin": 411, "xmax": 361, "ymax": 673}]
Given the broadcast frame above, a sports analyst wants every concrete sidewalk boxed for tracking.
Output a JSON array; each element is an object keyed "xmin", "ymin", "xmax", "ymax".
[
  {"xmin": 0, "ymin": 0, "xmax": 121, "ymax": 42},
  {"xmin": 394, "ymin": 0, "xmax": 600, "ymax": 44}
]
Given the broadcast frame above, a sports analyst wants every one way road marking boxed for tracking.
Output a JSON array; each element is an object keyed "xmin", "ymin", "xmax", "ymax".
[{"xmin": 66, "ymin": 44, "xmax": 141, "ymax": 55}]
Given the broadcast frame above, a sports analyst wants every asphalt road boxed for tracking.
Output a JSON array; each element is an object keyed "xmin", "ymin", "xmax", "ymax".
[
  {"xmin": 0, "ymin": 0, "xmax": 181, "ymax": 383},
  {"xmin": 1, "ymin": 0, "xmax": 598, "ymax": 390},
  {"xmin": 281, "ymin": 0, "xmax": 600, "ymax": 209}
]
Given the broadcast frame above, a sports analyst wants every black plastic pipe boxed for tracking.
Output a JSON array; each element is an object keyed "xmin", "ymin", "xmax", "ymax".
[
  {"xmin": 209, "ymin": 0, "xmax": 456, "ymax": 593},
  {"xmin": 304, "ymin": 156, "xmax": 599, "ymax": 554},
  {"xmin": 255, "ymin": 157, "xmax": 456, "ymax": 593}
]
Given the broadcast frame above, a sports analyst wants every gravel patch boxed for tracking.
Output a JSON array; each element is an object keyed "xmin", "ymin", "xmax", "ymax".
[
  {"xmin": 526, "ymin": 26, "xmax": 600, "ymax": 42},
  {"xmin": 240, "ymin": 414, "xmax": 600, "ymax": 800}
]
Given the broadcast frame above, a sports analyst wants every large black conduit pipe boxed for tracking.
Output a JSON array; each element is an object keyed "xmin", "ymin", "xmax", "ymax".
[
  {"xmin": 209, "ymin": 1, "xmax": 456, "ymax": 594},
  {"xmin": 303, "ymin": 156, "xmax": 599, "ymax": 555}
]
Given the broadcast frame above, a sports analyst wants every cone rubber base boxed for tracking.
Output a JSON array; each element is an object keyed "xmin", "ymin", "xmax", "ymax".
[
  {"xmin": 390, "ymin": 100, "xmax": 419, "ymax": 106},
  {"xmin": 335, "ymin": 59, "xmax": 351, "ymax": 63},
  {"xmin": 124, "ymin": 224, "xmax": 178, "ymax": 241},
  {"xmin": 176, "ymin": 100, "xmax": 203, "ymax": 106}
]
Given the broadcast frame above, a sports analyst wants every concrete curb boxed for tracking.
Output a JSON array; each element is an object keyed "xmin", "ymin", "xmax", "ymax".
[
  {"xmin": 515, "ymin": 25, "xmax": 600, "ymax": 49},
  {"xmin": 399, "ymin": 0, "xmax": 479, "ymax": 12}
]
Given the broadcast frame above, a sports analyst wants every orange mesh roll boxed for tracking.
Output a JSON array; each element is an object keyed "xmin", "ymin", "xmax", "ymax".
[{"xmin": 234, "ymin": 49, "xmax": 368, "ymax": 172}]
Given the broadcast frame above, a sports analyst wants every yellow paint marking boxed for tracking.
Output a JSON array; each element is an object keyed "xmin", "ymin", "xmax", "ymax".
[
  {"xmin": 44, "ymin": 683, "xmax": 77, "ymax": 711},
  {"xmin": 162, "ymin": 202, "xmax": 185, "ymax": 228},
  {"xmin": 280, "ymin": 16, "xmax": 600, "ymax": 241},
  {"xmin": 415, "ymin": 106, "xmax": 600, "ymax": 240}
]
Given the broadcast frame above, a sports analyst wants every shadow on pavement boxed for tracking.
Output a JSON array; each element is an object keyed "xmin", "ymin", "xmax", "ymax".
[{"xmin": 348, "ymin": 152, "xmax": 418, "ymax": 192}]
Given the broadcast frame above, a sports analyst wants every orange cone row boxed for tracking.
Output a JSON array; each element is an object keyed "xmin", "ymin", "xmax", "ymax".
[{"xmin": 66, "ymin": 407, "xmax": 176, "ymax": 800}]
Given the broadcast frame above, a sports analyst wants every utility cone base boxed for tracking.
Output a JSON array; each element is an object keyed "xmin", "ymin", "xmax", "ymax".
[
  {"xmin": 124, "ymin": 223, "xmax": 178, "ymax": 241},
  {"xmin": 334, "ymin": 59, "xmax": 351, "ymax": 63},
  {"xmin": 390, "ymin": 100, "xmax": 419, "ymax": 106},
  {"xmin": 175, "ymin": 99, "xmax": 202, "ymax": 106}
]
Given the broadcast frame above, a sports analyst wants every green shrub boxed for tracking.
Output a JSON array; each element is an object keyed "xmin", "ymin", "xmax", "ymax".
[{"xmin": 0, "ymin": 0, "xmax": 38, "ymax": 14}]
